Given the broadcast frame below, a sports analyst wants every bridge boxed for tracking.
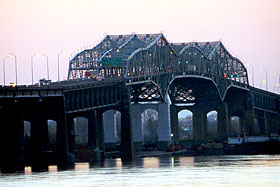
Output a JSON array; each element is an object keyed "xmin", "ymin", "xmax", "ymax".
[{"xmin": 0, "ymin": 33, "xmax": 279, "ymax": 172}]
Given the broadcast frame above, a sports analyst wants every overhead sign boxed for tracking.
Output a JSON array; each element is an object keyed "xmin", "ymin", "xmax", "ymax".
[{"xmin": 101, "ymin": 57, "xmax": 122, "ymax": 67}]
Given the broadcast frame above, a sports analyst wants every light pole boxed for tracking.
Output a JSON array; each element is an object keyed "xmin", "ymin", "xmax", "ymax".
[
  {"xmin": 2, "ymin": 54, "xmax": 17, "ymax": 86},
  {"xmin": 31, "ymin": 53, "xmax": 49, "ymax": 84},
  {"xmin": 8, "ymin": 53, "xmax": 17, "ymax": 86},
  {"xmin": 246, "ymin": 63, "xmax": 254, "ymax": 87},
  {"xmin": 261, "ymin": 68, "xmax": 268, "ymax": 91},
  {"xmin": 31, "ymin": 54, "xmax": 37, "ymax": 85},
  {"xmin": 2, "ymin": 56, "xmax": 9, "ymax": 86},
  {"xmin": 57, "ymin": 51, "xmax": 65, "ymax": 82},
  {"xmin": 40, "ymin": 54, "xmax": 49, "ymax": 81}
]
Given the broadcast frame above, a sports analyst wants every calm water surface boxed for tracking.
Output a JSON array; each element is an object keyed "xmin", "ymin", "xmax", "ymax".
[{"xmin": 1, "ymin": 155, "xmax": 280, "ymax": 186}]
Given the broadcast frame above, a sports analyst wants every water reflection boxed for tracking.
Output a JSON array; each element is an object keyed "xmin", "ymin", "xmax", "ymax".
[
  {"xmin": 75, "ymin": 163, "xmax": 89, "ymax": 171},
  {"xmin": 1, "ymin": 155, "xmax": 280, "ymax": 186},
  {"xmin": 24, "ymin": 166, "xmax": 32, "ymax": 175},
  {"xmin": 13, "ymin": 155, "xmax": 280, "ymax": 174},
  {"xmin": 178, "ymin": 157, "xmax": 195, "ymax": 167},
  {"xmin": 48, "ymin": 165, "xmax": 57, "ymax": 173},
  {"xmin": 143, "ymin": 157, "xmax": 159, "ymax": 168}
]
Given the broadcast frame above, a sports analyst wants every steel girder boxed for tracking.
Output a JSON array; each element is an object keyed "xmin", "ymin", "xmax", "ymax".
[
  {"xmin": 251, "ymin": 87, "xmax": 280, "ymax": 113},
  {"xmin": 68, "ymin": 33, "xmax": 249, "ymax": 101}
]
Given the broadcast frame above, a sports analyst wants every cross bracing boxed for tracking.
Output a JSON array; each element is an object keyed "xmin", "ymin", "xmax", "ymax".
[{"xmin": 68, "ymin": 33, "xmax": 249, "ymax": 99}]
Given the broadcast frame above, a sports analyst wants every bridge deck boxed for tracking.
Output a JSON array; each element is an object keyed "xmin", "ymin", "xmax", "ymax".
[{"xmin": 0, "ymin": 78, "xmax": 123, "ymax": 98}]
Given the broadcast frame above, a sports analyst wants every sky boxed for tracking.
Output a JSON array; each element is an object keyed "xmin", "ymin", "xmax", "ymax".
[{"xmin": 0, "ymin": 0, "xmax": 280, "ymax": 93}]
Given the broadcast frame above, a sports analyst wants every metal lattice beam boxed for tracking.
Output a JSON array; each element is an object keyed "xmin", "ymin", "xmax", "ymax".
[{"xmin": 68, "ymin": 33, "xmax": 249, "ymax": 101}]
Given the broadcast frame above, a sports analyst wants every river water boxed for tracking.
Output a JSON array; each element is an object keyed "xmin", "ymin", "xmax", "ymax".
[{"xmin": 1, "ymin": 155, "xmax": 280, "ymax": 186}]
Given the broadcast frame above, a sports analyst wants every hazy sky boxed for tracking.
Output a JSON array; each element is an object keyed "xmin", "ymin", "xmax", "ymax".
[{"xmin": 1, "ymin": 0, "xmax": 280, "ymax": 92}]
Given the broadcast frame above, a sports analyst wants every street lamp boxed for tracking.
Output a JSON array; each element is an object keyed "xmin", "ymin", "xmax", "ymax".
[
  {"xmin": 261, "ymin": 68, "xmax": 268, "ymax": 91},
  {"xmin": 40, "ymin": 54, "xmax": 49, "ymax": 81},
  {"xmin": 57, "ymin": 51, "xmax": 65, "ymax": 82},
  {"xmin": 31, "ymin": 53, "xmax": 49, "ymax": 84},
  {"xmin": 2, "ymin": 53, "xmax": 17, "ymax": 86},
  {"xmin": 31, "ymin": 54, "xmax": 36, "ymax": 85},
  {"xmin": 246, "ymin": 63, "xmax": 254, "ymax": 87},
  {"xmin": 3, "ymin": 56, "xmax": 9, "ymax": 86},
  {"xmin": 9, "ymin": 53, "xmax": 17, "ymax": 86}
]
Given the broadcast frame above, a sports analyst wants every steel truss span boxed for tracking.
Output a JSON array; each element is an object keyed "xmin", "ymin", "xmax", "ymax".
[{"xmin": 68, "ymin": 33, "xmax": 249, "ymax": 99}]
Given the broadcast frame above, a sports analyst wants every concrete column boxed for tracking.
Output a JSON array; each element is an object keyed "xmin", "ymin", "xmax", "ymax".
[
  {"xmin": 240, "ymin": 116, "xmax": 246, "ymax": 136},
  {"xmin": 244, "ymin": 110, "xmax": 255, "ymax": 136},
  {"xmin": 193, "ymin": 107, "xmax": 204, "ymax": 142},
  {"xmin": 30, "ymin": 106, "xmax": 49, "ymax": 171},
  {"xmin": 202, "ymin": 112, "xmax": 208, "ymax": 141},
  {"xmin": 57, "ymin": 99, "xmax": 74, "ymax": 169},
  {"xmin": 103, "ymin": 110, "xmax": 117, "ymax": 143},
  {"xmin": 88, "ymin": 110, "xmax": 97, "ymax": 151},
  {"xmin": 244, "ymin": 112, "xmax": 254, "ymax": 136},
  {"xmin": 120, "ymin": 85, "xmax": 134, "ymax": 161},
  {"xmin": 264, "ymin": 111, "xmax": 270, "ymax": 136},
  {"xmin": 257, "ymin": 112, "xmax": 266, "ymax": 135},
  {"xmin": 42, "ymin": 120, "xmax": 49, "ymax": 151},
  {"xmin": 217, "ymin": 103, "xmax": 229, "ymax": 141},
  {"xmin": 170, "ymin": 104, "xmax": 179, "ymax": 141},
  {"xmin": 66, "ymin": 116, "xmax": 75, "ymax": 152},
  {"xmin": 88, "ymin": 110, "xmax": 103, "ymax": 162},
  {"xmin": 157, "ymin": 103, "xmax": 171, "ymax": 150},
  {"xmin": 0, "ymin": 108, "xmax": 25, "ymax": 172},
  {"xmin": 96, "ymin": 110, "xmax": 105, "ymax": 154},
  {"xmin": 131, "ymin": 104, "xmax": 143, "ymax": 149}
]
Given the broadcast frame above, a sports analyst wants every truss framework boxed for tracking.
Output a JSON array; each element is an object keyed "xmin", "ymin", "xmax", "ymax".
[{"xmin": 68, "ymin": 33, "xmax": 249, "ymax": 100}]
